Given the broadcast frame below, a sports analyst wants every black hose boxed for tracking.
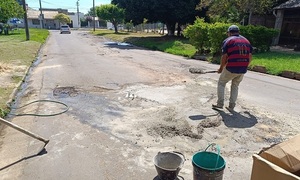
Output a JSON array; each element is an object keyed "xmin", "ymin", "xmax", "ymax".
[{"xmin": 9, "ymin": 99, "xmax": 69, "ymax": 117}]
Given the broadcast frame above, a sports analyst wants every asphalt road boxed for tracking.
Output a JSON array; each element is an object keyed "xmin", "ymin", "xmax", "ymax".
[{"xmin": 0, "ymin": 30, "xmax": 299, "ymax": 180}]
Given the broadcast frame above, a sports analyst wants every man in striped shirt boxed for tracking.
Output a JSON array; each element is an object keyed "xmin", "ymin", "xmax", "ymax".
[{"xmin": 212, "ymin": 25, "xmax": 253, "ymax": 111}]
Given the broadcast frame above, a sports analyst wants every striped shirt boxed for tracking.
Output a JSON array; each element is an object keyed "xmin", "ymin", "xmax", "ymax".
[{"xmin": 222, "ymin": 35, "xmax": 253, "ymax": 74}]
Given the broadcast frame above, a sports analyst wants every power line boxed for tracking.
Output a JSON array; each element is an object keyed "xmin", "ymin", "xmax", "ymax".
[{"xmin": 41, "ymin": 0, "xmax": 76, "ymax": 9}]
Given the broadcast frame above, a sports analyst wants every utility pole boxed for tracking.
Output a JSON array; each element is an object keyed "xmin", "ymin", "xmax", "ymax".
[
  {"xmin": 39, "ymin": 0, "xmax": 44, "ymax": 29},
  {"xmin": 93, "ymin": 0, "xmax": 95, "ymax": 31},
  {"xmin": 77, "ymin": 0, "xmax": 80, "ymax": 27},
  {"xmin": 22, "ymin": 0, "xmax": 30, "ymax": 40}
]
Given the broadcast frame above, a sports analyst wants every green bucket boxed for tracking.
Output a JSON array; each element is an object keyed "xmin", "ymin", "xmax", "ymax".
[{"xmin": 192, "ymin": 143, "xmax": 226, "ymax": 180}]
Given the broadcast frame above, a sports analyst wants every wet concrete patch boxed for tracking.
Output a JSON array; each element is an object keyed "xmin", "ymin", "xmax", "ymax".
[{"xmin": 61, "ymin": 92, "xmax": 124, "ymax": 133}]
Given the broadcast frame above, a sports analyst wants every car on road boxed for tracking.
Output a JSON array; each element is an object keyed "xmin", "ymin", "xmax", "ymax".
[{"xmin": 60, "ymin": 25, "xmax": 71, "ymax": 34}]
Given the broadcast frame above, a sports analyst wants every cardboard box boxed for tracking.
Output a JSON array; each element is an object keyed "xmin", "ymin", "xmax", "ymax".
[
  {"xmin": 251, "ymin": 135, "xmax": 300, "ymax": 180},
  {"xmin": 251, "ymin": 154, "xmax": 300, "ymax": 180}
]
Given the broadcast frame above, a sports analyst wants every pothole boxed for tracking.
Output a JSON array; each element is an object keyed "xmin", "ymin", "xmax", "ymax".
[{"xmin": 53, "ymin": 86, "xmax": 78, "ymax": 98}]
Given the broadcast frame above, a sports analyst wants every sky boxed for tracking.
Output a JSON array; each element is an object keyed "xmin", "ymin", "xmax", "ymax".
[{"xmin": 26, "ymin": 0, "xmax": 111, "ymax": 14}]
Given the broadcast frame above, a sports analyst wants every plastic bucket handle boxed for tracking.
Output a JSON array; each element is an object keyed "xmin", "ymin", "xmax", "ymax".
[{"xmin": 204, "ymin": 143, "xmax": 221, "ymax": 170}]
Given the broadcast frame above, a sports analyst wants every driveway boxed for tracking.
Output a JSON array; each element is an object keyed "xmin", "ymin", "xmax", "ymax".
[{"xmin": 0, "ymin": 30, "xmax": 299, "ymax": 180}]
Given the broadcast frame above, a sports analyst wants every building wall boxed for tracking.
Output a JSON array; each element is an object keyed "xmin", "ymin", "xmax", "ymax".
[
  {"xmin": 69, "ymin": 12, "xmax": 84, "ymax": 28},
  {"xmin": 279, "ymin": 9, "xmax": 300, "ymax": 45},
  {"xmin": 250, "ymin": 14, "xmax": 276, "ymax": 28}
]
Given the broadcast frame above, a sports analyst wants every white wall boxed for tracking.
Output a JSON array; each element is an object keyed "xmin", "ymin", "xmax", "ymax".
[
  {"xmin": 107, "ymin": 22, "xmax": 124, "ymax": 30},
  {"xmin": 69, "ymin": 12, "xmax": 84, "ymax": 28}
]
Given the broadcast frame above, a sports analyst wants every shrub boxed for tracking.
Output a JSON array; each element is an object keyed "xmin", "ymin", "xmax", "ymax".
[
  {"xmin": 240, "ymin": 25, "xmax": 279, "ymax": 52},
  {"xmin": 208, "ymin": 22, "xmax": 228, "ymax": 55},
  {"xmin": 183, "ymin": 18, "xmax": 210, "ymax": 54},
  {"xmin": 184, "ymin": 21, "xmax": 279, "ymax": 59}
]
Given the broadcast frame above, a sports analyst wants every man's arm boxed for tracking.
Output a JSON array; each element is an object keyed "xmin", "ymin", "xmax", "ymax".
[
  {"xmin": 249, "ymin": 53, "xmax": 252, "ymax": 64},
  {"xmin": 218, "ymin": 54, "xmax": 228, "ymax": 73}
]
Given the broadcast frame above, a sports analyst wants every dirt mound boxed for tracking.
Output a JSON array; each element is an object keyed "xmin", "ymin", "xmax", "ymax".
[{"xmin": 147, "ymin": 124, "xmax": 203, "ymax": 139}]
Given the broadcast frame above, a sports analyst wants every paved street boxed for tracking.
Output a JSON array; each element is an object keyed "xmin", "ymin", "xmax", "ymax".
[{"xmin": 0, "ymin": 30, "xmax": 299, "ymax": 180}]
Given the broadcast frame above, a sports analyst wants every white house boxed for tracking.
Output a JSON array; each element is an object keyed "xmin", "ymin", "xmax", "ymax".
[
  {"xmin": 68, "ymin": 12, "xmax": 84, "ymax": 28},
  {"xmin": 16, "ymin": 8, "xmax": 84, "ymax": 29}
]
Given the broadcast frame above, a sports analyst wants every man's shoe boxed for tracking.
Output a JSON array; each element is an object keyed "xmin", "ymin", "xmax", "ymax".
[
  {"xmin": 212, "ymin": 104, "xmax": 223, "ymax": 109},
  {"xmin": 226, "ymin": 106, "xmax": 234, "ymax": 112}
]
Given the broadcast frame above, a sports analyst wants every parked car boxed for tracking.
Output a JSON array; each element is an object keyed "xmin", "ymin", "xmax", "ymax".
[{"xmin": 60, "ymin": 25, "xmax": 71, "ymax": 34}]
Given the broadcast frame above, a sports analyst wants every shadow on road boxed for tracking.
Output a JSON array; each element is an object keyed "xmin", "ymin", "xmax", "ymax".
[
  {"xmin": 0, "ymin": 149, "xmax": 47, "ymax": 171},
  {"xmin": 213, "ymin": 109, "xmax": 258, "ymax": 128}
]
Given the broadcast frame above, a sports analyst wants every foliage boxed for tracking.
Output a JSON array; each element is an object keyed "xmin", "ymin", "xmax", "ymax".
[
  {"xmin": 207, "ymin": 22, "xmax": 228, "ymax": 55},
  {"xmin": 112, "ymin": 0, "xmax": 203, "ymax": 36},
  {"xmin": 240, "ymin": 25, "xmax": 279, "ymax": 52},
  {"xmin": 93, "ymin": 29, "xmax": 299, "ymax": 76},
  {"xmin": 96, "ymin": 4, "xmax": 125, "ymax": 33},
  {"xmin": 237, "ymin": 0, "xmax": 274, "ymax": 14},
  {"xmin": 198, "ymin": 0, "xmax": 275, "ymax": 23},
  {"xmin": 92, "ymin": 29, "xmax": 197, "ymax": 57},
  {"xmin": 184, "ymin": 20, "xmax": 279, "ymax": 57},
  {"xmin": 54, "ymin": 13, "xmax": 71, "ymax": 25},
  {"xmin": 86, "ymin": 16, "xmax": 93, "ymax": 22},
  {"xmin": 182, "ymin": 18, "xmax": 210, "ymax": 53},
  {"xmin": 124, "ymin": 21, "xmax": 134, "ymax": 32},
  {"xmin": 0, "ymin": 0, "xmax": 24, "ymax": 23},
  {"xmin": 87, "ymin": 7, "xmax": 96, "ymax": 16},
  {"xmin": 251, "ymin": 52, "xmax": 300, "ymax": 75},
  {"xmin": 0, "ymin": 28, "xmax": 49, "ymax": 118},
  {"xmin": 29, "ymin": 28, "xmax": 49, "ymax": 43}
]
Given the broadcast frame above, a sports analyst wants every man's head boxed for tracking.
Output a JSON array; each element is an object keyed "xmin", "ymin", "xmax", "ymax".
[{"xmin": 227, "ymin": 25, "xmax": 239, "ymax": 36}]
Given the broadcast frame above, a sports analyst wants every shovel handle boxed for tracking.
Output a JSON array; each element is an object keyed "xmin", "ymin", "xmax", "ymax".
[
  {"xmin": 0, "ymin": 117, "xmax": 49, "ymax": 144},
  {"xmin": 205, "ymin": 70, "xmax": 218, "ymax": 73}
]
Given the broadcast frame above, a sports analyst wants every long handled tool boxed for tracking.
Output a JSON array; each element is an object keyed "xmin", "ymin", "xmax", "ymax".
[
  {"xmin": 0, "ymin": 117, "xmax": 49, "ymax": 155},
  {"xmin": 189, "ymin": 68, "xmax": 218, "ymax": 74}
]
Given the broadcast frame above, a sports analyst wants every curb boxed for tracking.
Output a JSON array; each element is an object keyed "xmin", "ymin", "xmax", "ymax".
[
  {"xmin": 5, "ymin": 34, "xmax": 50, "ymax": 109},
  {"xmin": 249, "ymin": 65, "xmax": 299, "ymax": 81}
]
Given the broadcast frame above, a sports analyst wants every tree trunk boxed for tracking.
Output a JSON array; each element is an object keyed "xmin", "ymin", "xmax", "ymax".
[
  {"xmin": 177, "ymin": 24, "xmax": 182, "ymax": 37},
  {"xmin": 248, "ymin": 10, "xmax": 253, "ymax": 25},
  {"xmin": 113, "ymin": 21, "xmax": 118, "ymax": 33},
  {"xmin": 166, "ymin": 22, "xmax": 175, "ymax": 36}
]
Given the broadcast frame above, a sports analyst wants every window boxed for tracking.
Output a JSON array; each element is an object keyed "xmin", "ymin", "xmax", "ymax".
[{"xmin": 32, "ymin": 19, "xmax": 40, "ymax": 25}]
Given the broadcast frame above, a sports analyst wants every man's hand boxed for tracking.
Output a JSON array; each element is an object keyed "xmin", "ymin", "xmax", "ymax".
[
  {"xmin": 219, "ymin": 54, "xmax": 228, "ymax": 74},
  {"xmin": 218, "ymin": 67, "xmax": 223, "ymax": 74}
]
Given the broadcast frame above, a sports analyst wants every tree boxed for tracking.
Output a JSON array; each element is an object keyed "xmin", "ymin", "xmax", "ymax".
[
  {"xmin": 96, "ymin": 4, "xmax": 125, "ymax": 33},
  {"xmin": 87, "ymin": 7, "xmax": 96, "ymax": 16},
  {"xmin": 0, "ymin": 0, "xmax": 23, "ymax": 23},
  {"xmin": 54, "ymin": 13, "xmax": 71, "ymax": 26},
  {"xmin": 198, "ymin": 0, "xmax": 275, "ymax": 24},
  {"xmin": 113, "ymin": 0, "xmax": 202, "ymax": 36}
]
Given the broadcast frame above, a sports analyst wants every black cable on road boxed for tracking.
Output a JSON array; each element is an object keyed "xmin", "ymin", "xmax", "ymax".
[{"xmin": 9, "ymin": 99, "xmax": 69, "ymax": 117}]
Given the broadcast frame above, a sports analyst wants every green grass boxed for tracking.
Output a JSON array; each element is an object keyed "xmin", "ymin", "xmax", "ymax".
[
  {"xmin": 0, "ymin": 87, "xmax": 14, "ymax": 117},
  {"xmin": 93, "ymin": 29, "xmax": 300, "ymax": 75},
  {"xmin": 0, "ymin": 28, "xmax": 49, "ymax": 65},
  {"xmin": 252, "ymin": 52, "xmax": 300, "ymax": 75},
  {"xmin": 0, "ymin": 28, "xmax": 49, "ymax": 118},
  {"xmin": 92, "ymin": 29, "xmax": 197, "ymax": 58}
]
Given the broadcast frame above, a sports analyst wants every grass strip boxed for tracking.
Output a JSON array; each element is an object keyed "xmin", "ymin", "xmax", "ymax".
[
  {"xmin": 252, "ymin": 52, "xmax": 300, "ymax": 75},
  {"xmin": 0, "ymin": 28, "xmax": 49, "ymax": 118}
]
